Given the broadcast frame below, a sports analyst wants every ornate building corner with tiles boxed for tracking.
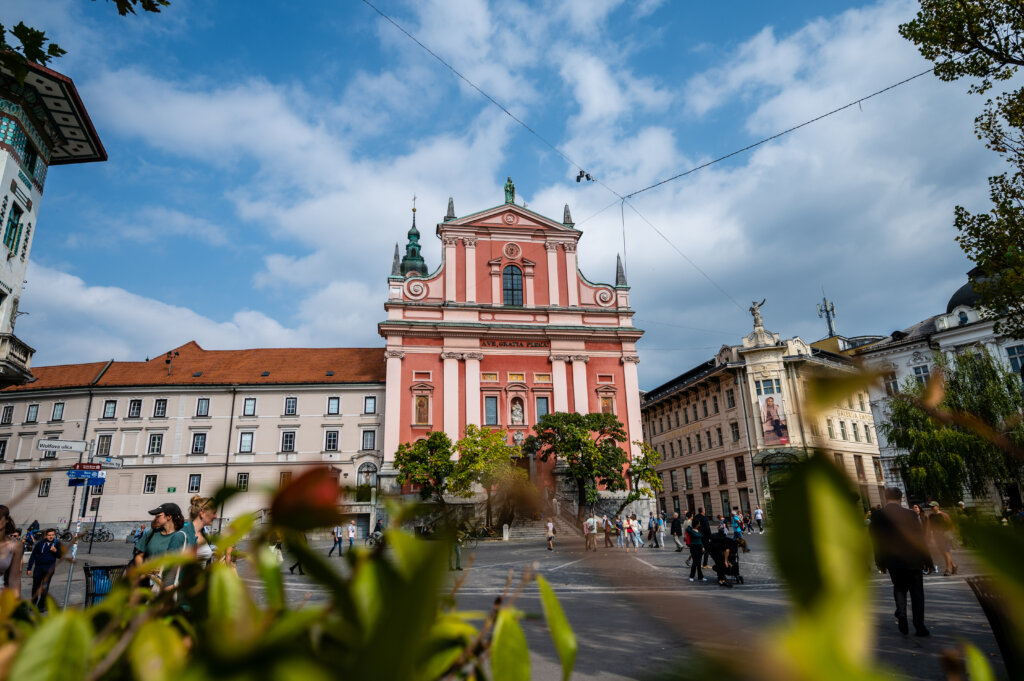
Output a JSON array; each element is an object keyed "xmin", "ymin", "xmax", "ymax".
[
  {"xmin": 378, "ymin": 186, "xmax": 645, "ymax": 511},
  {"xmin": 0, "ymin": 61, "xmax": 107, "ymax": 387}
]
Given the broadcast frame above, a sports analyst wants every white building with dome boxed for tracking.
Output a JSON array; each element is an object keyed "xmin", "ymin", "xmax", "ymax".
[{"xmin": 856, "ymin": 267, "xmax": 1024, "ymax": 510}]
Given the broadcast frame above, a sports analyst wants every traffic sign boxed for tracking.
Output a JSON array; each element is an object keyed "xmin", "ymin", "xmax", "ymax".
[
  {"xmin": 73, "ymin": 463, "xmax": 101, "ymax": 471},
  {"xmin": 85, "ymin": 478, "xmax": 105, "ymax": 486},
  {"xmin": 68, "ymin": 479, "xmax": 84, "ymax": 487},
  {"xmin": 91, "ymin": 457, "xmax": 123, "ymax": 469},
  {"xmin": 167, "ymin": 487, "xmax": 176, "ymax": 492},
  {"xmin": 38, "ymin": 439, "xmax": 87, "ymax": 453},
  {"xmin": 66, "ymin": 470, "xmax": 106, "ymax": 479}
]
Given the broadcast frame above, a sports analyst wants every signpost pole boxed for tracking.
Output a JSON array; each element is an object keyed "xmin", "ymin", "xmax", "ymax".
[
  {"xmin": 61, "ymin": 516, "xmax": 81, "ymax": 611},
  {"xmin": 87, "ymin": 490, "xmax": 101, "ymax": 555}
]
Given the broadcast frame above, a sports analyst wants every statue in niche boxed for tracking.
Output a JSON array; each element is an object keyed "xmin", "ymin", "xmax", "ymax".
[
  {"xmin": 510, "ymin": 398, "xmax": 524, "ymax": 425},
  {"xmin": 749, "ymin": 298, "xmax": 766, "ymax": 328},
  {"xmin": 504, "ymin": 176, "xmax": 515, "ymax": 204},
  {"xmin": 415, "ymin": 396, "xmax": 429, "ymax": 425}
]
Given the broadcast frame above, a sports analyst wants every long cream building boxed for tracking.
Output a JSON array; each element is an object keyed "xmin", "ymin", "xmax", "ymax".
[
  {"xmin": 0, "ymin": 342, "xmax": 386, "ymax": 534},
  {"xmin": 642, "ymin": 312, "xmax": 887, "ymax": 520}
]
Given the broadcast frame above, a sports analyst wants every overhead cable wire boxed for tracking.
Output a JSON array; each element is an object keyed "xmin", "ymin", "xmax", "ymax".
[{"xmin": 623, "ymin": 61, "xmax": 962, "ymax": 199}]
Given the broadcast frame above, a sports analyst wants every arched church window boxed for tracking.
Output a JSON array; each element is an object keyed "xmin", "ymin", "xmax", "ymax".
[
  {"xmin": 502, "ymin": 265, "xmax": 523, "ymax": 306},
  {"xmin": 358, "ymin": 462, "xmax": 378, "ymax": 486}
]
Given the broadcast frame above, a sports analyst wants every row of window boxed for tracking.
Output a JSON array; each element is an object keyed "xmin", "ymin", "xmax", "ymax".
[
  {"xmin": 810, "ymin": 418, "xmax": 874, "ymax": 444},
  {"xmin": 654, "ymin": 421, "xmax": 742, "ymax": 460},
  {"xmin": 884, "ymin": 346, "xmax": 1024, "ymax": 397},
  {"xmin": 663, "ymin": 490, "xmax": 751, "ymax": 519},
  {"xmin": 833, "ymin": 452, "xmax": 884, "ymax": 483},
  {"xmin": 0, "ymin": 428, "xmax": 378, "ymax": 461},
  {"xmin": 646, "ymin": 388, "xmax": 737, "ymax": 436},
  {"xmin": 0, "ymin": 395, "xmax": 379, "ymax": 426},
  {"xmin": 665, "ymin": 456, "xmax": 748, "ymax": 492}
]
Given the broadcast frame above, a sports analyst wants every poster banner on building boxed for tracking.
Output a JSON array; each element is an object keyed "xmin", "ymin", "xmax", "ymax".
[{"xmin": 758, "ymin": 394, "xmax": 789, "ymax": 445}]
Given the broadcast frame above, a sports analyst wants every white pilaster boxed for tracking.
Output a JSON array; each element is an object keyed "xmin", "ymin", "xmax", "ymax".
[
  {"xmin": 442, "ymin": 236, "xmax": 458, "ymax": 302},
  {"xmin": 464, "ymin": 237, "xmax": 477, "ymax": 303},
  {"xmin": 571, "ymin": 355, "xmax": 589, "ymax": 414},
  {"xmin": 442, "ymin": 352, "xmax": 462, "ymax": 443},
  {"xmin": 383, "ymin": 350, "xmax": 404, "ymax": 461},
  {"xmin": 564, "ymin": 243, "xmax": 579, "ymax": 307},
  {"xmin": 545, "ymin": 242, "xmax": 560, "ymax": 306},
  {"xmin": 464, "ymin": 352, "xmax": 482, "ymax": 427},
  {"xmin": 551, "ymin": 355, "xmax": 569, "ymax": 413},
  {"xmin": 622, "ymin": 355, "xmax": 642, "ymax": 459}
]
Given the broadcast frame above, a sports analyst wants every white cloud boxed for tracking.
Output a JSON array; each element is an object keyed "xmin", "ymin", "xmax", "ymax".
[{"xmin": 116, "ymin": 207, "xmax": 230, "ymax": 247}]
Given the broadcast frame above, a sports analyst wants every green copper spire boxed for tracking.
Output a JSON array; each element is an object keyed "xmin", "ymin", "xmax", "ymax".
[{"xmin": 400, "ymin": 197, "xmax": 427, "ymax": 277}]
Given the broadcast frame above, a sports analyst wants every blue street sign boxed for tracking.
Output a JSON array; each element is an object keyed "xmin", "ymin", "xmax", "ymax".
[
  {"xmin": 66, "ymin": 470, "xmax": 106, "ymax": 479},
  {"xmin": 85, "ymin": 478, "xmax": 105, "ymax": 486}
]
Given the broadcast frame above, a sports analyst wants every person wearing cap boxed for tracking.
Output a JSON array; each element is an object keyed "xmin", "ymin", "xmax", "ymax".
[{"xmin": 133, "ymin": 502, "xmax": 188, "ymax": 567}]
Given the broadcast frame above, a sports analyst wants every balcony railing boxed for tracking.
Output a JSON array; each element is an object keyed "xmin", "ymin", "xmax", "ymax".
[{"xmin": 0, "ymin": 333, "xmax": 34, "ymax": 388}]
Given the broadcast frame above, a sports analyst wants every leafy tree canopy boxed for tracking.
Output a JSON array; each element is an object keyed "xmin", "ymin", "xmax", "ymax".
[
  {"xmin": 523, "ymin": 411, "xmax": 629, "ymax": 517},
  {"xmin": 900, "ymin": 1, "xmax": 1024, "ymax": 338},
  {"xmin": 394, "ymin": 431, "xmax": 458, "ymax": 504},
  {"xmin": 616, "ymin": 440, "xmax": 663, "ymax": 514},
  {"xmin": 880, "ymin": 348, "xmax": 1024, "ymax": 502}
]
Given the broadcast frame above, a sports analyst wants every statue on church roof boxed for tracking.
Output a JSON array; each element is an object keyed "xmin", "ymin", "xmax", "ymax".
[{"xmin": 504, "ymin": 176, "xmax": 515, "ymax": 204}]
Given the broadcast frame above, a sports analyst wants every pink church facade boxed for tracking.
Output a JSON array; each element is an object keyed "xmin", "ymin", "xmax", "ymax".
[{"xmin": 379, "ymin": 189, "xmax": 644, "ymax": 494}]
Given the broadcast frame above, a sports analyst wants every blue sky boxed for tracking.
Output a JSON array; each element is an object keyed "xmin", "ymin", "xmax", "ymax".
[{"xmin": 2, "ymin": 0, "xmax": 1002, "ymax": 389}]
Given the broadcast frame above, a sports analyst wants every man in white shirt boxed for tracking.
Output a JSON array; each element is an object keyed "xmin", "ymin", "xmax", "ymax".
[
  {"xmin": 585, "ymin": 513, "xmax": 599, "ymax": 551},
  {"xmin": 347, "ymin": 520, "xmax": 357, "ymax": 549},
  {"xmin": 328, "ymin": 525, "xmax": 344, "ymax": 557},
  {"xmin": 754, "ymin": 506, "xmax": 764, "ymax": 534}
]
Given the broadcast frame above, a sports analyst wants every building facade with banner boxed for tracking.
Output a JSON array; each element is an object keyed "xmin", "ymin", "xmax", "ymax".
[
  {"xmin": 0, "ymin": 342, "xmax": 385, "ymax": 533},
  {"xmin": 378, "ymin": 185, "xmax": 644, "ymax": 499},
  {"xmin": 642, "ymin": 308, "xmax": 886, "ymax": 520}
]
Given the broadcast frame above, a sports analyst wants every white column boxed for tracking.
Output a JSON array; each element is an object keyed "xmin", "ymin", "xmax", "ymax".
[
  {"xmin": 545, "ymin": 242, "xmax": 560, "ymax": 306},
  {"xmin": 564, "ymin": 242, "xmax": 579, "ymax": 307},
  {"xmin": 383, "ymin": 350, "xmax": 404, "ymax": 462},
  {"xmin": 622, "ymin": 355, "xmax": 642, "ymax": 459},
  {"xmin": 443, "ymin": 236, "xmax": 458, "ymax": 302},
  {"xmin": 491, "ymin": 264, "xmax": 502, "ymax": 305},
  {"xmin": 442, "ymin": 352, "xmax": 462, "ymax": 443},
  {"xmin": 571, "ymin": 355, "xmax": 589, "ymax": 414},
  {"xmin": 464, "ymin": 237, "xmax": 477, "ymax": 303},
  {"xmin": 551, "ymin": 355, "xmax": 569, "ymax": 413},
  {"xmin": 525, "ymin": 270, "xmax": 535, "ymax": 307},
  {"xmin": 464, "ymin": 352, "xmax": 482, "ymax": 426}
]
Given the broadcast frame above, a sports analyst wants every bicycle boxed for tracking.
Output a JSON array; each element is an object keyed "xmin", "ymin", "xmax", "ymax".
[
  {"xmin": 460, "ymin": 535, "xmax": 478, "ymax": 551},
  {"xmin": 364, "ymin": 532, "xmax": 385, "ymax": 548}
]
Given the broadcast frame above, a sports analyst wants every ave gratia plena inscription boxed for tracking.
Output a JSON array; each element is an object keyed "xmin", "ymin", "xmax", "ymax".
[{"xmin": 480, "ymin": 339, "xmax": 551, "ymax": 349}]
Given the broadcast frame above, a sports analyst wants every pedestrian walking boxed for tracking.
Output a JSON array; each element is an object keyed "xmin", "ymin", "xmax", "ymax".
[
  {"xmin": 614, "ymin": 515, "xmax": 625, "ymax": 549},
  {"xmin": 602, "ymin": 515, "xmax": 614, "ymax": 548},
  {"xmin": 870, "ymin": 487, "xmax": 932, "ymax": 637},
  {"xmin": 134, "ymin": 503, "xmax": 189, "ymax": 587},
  {"xmin": 289, "ymin": 533, "xmax": 308, "ymax": 575},
  {"xmin": 694, "ymin": 508, "xmax": 711, "ymax": 567},
  {"xmin": 586, "ymin": 512, "xmax": 600, "ymax": 551},
  {"xmin": 546, "ymin": 517, "xmax": 555, "ymax": 551},
  {"xmin": 328, "ymin": 524, "xmax": 344, "ymax": 557},
  {"xmin": 581, "ymin": 516, "xmax": 591, "ymax": 551},
  {"xmin": 754, "ymin": 505, "xmax": 764, "ymax": 533},
  {"xmin": 647, "ymin": 512, "xmax": 656, "ymax": 547},
  {"xmin": 658, "ymin": 513, "xmax": 666, "ymax": 548},
  {"xmin": 188, "ymin": 496, "xmax": 219, "ymax": 567},
  {"xmin": 347, "ymin": 520, "xmax": 357, "ymax": 549},
  {"xmin": 26, "ymin": 528, "xmax": 60, "ymax": 610},
  {"xmin": 731, "ymin": 507, "xmax": 743, "ymax": 541},
  {"xmin": 685, "ymin": 520, "xmax": 705, "ymax": 582},
  {"xmin": 670, "ymin": 512, "xmax": 684, "ymax": 552},
  {"xmin": 450, "ymin": 522, "xmax": 464, "ymax": 571},
  {"xmin": 928, "ymin": 502, "xmax": 958, "ymax": 576},
  {"xmin": 0, "ymin": 506, "xmax": 22, "ymax": 597}
]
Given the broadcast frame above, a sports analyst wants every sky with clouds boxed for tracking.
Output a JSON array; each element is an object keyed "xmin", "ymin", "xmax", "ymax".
[{"xmin": 1, "ymin": 0, "xmax": 1004, "ymax": 389}]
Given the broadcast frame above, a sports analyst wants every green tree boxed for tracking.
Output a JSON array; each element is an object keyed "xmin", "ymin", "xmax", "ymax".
[
  {"xmin": 900, "ymin": 0, "xmax": 1024, "ymax": 339},
  {"xmin": 522, "ymin": 411, "xmax": 629, "ymax": 522},
  {"xmin": 394, "ymin": 431, "xmax": 464, "ymax": 505},
  {"xmin": 455, "ymin": 424, "xmax": 527, "ymax": 526},
  {"xmin": 879, "ymin": 348, "xmax": 1024, "ymax": 502},
  {"xmin": 615, "ymin": 440, "xmax": 663, "ymax": 514},
  {"xmin": 1, "ymin": 1, "xmax": 169, "ymax": 82}
]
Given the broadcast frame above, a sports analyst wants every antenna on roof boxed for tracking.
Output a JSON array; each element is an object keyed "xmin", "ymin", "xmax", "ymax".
[
  {"xmin": 165, "ymin": 350, "xmax": 179, "ymax": 376},
  {"xmin": 816, "ymin": 287, "xmax": 837, "ymax": 337}
]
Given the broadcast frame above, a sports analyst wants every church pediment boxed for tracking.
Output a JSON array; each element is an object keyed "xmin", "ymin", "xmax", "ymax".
[{"xmin": 444, "ymin": 203, "xmax": 576, "ymax": 233}]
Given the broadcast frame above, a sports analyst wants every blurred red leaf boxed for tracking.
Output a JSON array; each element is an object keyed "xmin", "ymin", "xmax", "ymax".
[{"xmin": 270, "ymin": 467, "xmax": 343, "ymax": 531}]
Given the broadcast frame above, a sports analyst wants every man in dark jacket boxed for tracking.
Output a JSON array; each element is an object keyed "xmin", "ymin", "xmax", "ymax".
[
  {"xmin": 870, "ymin": 488, "xmax": 932, "ymax": 636},
  {"xmin": 694, "ymin": 508, "xmax": 712, "ymax": 566},
  {"xmin": 707, "ymin": 524, "xmax": 736, "ymax": 588},
  {"xmin": 26, "ymin": 528, "xmax": 61, "ymax": 610},
  {"xmin": 670, "ymin": 512, "xmax": 684, "ymax": 552}
]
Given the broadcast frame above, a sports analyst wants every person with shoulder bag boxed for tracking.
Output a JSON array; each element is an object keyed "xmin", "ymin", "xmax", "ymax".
[{"xmin": 133, "ymin": 503, "xmax": 189, "ymax": 588}]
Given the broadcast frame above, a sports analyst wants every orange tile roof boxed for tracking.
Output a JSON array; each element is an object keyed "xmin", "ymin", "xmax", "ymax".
[{"xmin": 3, "ymin": 342, "xmax": 386, "ymax": 393}]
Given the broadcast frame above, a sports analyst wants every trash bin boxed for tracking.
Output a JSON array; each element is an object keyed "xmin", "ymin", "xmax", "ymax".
[{"xmin": 83, "ymin": 564, "xmax": 126, "ymax": 606}]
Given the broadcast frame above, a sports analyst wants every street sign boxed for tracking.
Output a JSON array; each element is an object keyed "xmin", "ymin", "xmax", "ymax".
[
  {"xmin": 38, "ymin": 439, "xmax": 87, "ymax": 453},
  {"xmin": 85, "ymin": 478, "xmax": 105, "ymax": 486},
  {"xmin": 73, "ymin": 463, "xmax": 101, "ymax": 471},
  {"xmin": 167, "ymin": 487, "xmax": 176, "ymax": 492},
  {"xmin": 90, "ymin": 456, "xmax": 123, "ymax": 469},
  {"xmin": 66, "ymin": 470, "xmax": 106, "ymax": 479},
  {"xmin": 67, "ymin": 479, "xmax": 84, "ymax": 487}
]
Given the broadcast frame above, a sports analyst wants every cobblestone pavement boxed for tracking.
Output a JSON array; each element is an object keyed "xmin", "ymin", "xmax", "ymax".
[{"xmin": 37, "ymin": 532, "xmax": 1004, "ymax": 681}]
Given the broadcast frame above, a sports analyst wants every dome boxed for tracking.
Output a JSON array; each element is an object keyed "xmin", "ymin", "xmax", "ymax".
[{"xmin": 946, "ymin": 280, "xmax": 980, "ymax": 314}]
